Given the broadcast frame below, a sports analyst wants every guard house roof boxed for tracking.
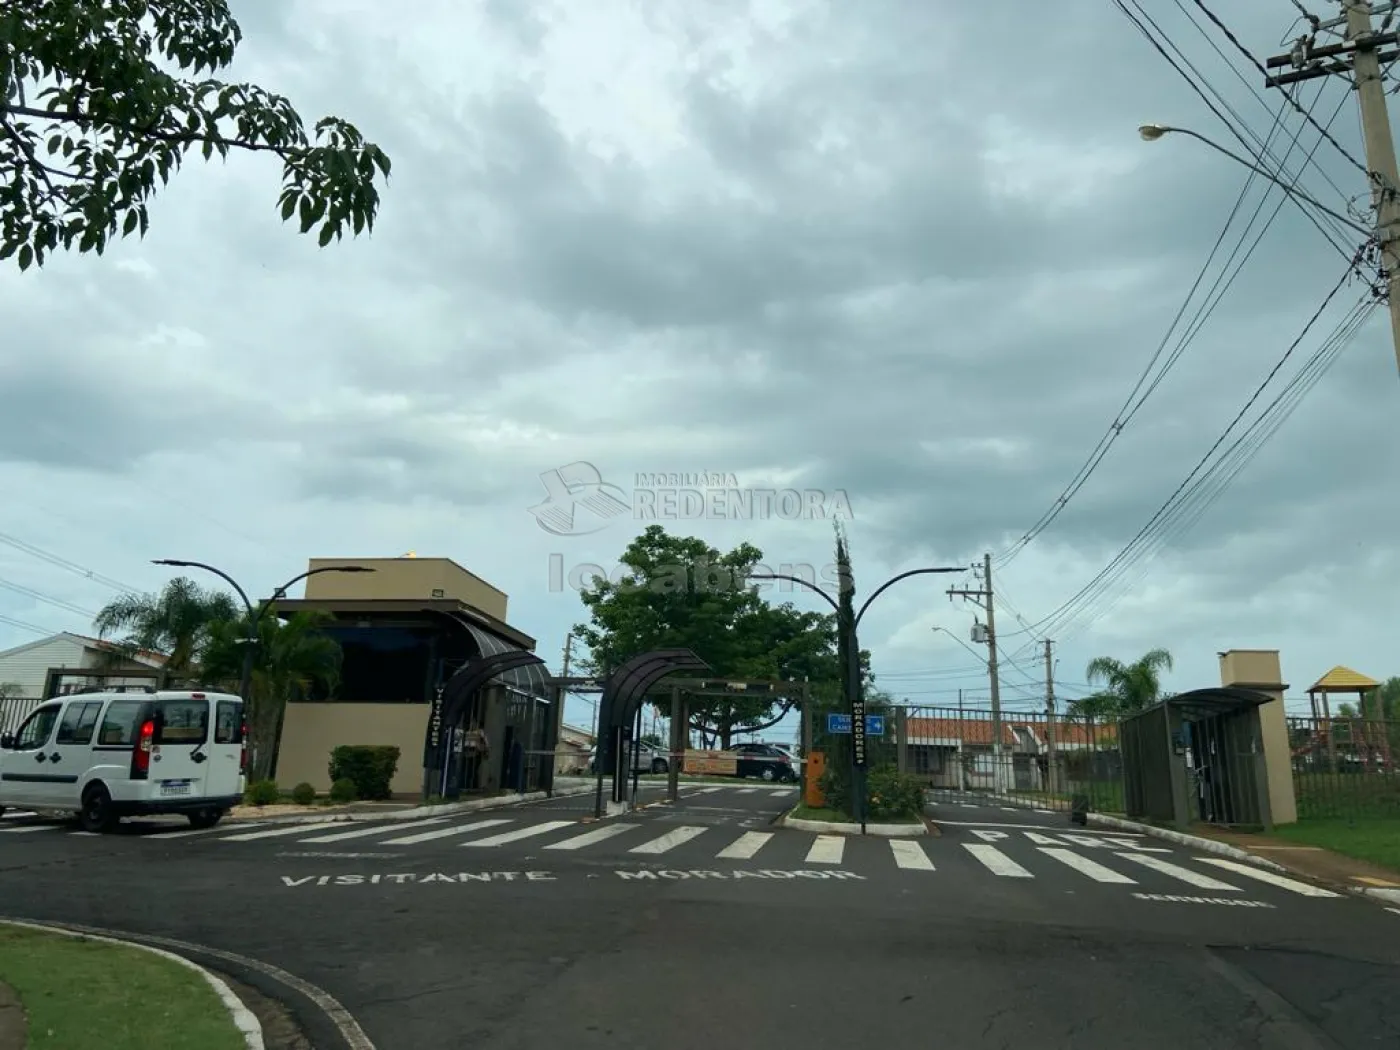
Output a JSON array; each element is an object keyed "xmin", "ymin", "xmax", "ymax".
[
  {"xmin": 1308, "ymin": 666, "xmax": 1380, "ymax": 693},
  {"xmin": 1133, "ymin": 687, "xmax": 1273, "ymax": 723}
]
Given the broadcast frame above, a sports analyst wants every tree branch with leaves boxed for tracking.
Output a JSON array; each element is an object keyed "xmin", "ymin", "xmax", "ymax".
[{"xmin": 1, "ymin": 0, "xmax": 391, "ymax": 270}]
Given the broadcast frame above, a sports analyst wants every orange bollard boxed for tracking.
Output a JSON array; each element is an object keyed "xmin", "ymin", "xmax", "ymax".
[{"xmin": 804, "ymin": 751, "xmax": 827, "ymax": 808}]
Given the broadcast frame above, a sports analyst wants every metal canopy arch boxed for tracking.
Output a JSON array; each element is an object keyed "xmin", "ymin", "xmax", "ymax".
[
  {"xmin": 593, "ymin": 648, "xmax": 710, "ymax": 816},
  {"xmin": 423, "ymin": 650, "xmax": 547, "ymax": 788}
]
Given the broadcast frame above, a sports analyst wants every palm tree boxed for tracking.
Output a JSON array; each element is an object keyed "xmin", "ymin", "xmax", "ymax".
[
  {"xmin": 1070, "ymin": 647, "xmax": 1174, "ymax": 718},
  {"xmin": 93, "ymin": 577, "xmax": 240, "ymax": 675},
  {"xmin": 202, "ymin": 610, "xmax": 342, "ymax": 781}
]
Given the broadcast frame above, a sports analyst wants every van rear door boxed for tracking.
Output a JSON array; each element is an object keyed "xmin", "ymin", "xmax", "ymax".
[
  {"xmin": 149, "ymin": 695, "xmax": 212, "ymax": 801},
  {"xmin": 206, "ymin": 697, "xmax": 244, "ymax": 799}
]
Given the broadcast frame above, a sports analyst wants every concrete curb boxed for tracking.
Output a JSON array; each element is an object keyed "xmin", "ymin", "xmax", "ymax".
[
  {"xmin": 779, "ymin": 809, "xmax": 927, "ymax": 837},
  {"xmin": 0, "ymin": 919, "xmax": 264, "ymax": 1050},
  {"xmin": 1086, "ymin": 814, "xmax": 1290, "ymax": 872},
  {"xmin": 230, "ymin": 783, "xmax": 596, "ymax": 826}
]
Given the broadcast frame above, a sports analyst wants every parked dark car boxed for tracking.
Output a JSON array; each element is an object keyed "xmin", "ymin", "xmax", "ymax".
[{"xmin": 732, "ymin": 742, "xmax": 798, "ymax": 782}]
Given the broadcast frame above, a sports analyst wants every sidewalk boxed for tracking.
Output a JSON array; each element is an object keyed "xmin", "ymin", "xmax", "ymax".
[{"xmin": 1190, "ymin": 825, "xmax": 1400, "ymax": 901}]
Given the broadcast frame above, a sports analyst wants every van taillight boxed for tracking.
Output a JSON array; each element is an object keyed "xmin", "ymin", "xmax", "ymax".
[
  {"xmin": 239, "ymin": 717, "xmax": 247, "ymax": 773},
  {"xmin": 131, "ymin": 719, "xmax": 155, "ymax": 780}
]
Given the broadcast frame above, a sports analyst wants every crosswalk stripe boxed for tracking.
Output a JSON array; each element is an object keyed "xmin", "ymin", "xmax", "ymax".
[
  {"xmin": 1000, "ymin": 808, "xmax": 1017, "ymax": 813},
  {"xmin": 70, "ymin": 831, "xmax": 100, "ymax": 838},
  {"xmin": 630, "ymin": 826, "xmax": 708, "ymax": 854},
  {"xmin": 380, "ymin": 819, "xmax": 511, "ymax": 845},
  {"xmin": 805, "ymin": 835, "xmax": 845, "ymax": 865},
  {"xmin": 1116, "ymin": 852, "xmax": 1239, "ymax": 890},
  {"xmin": 0, "ymin": 811, "xmax": 37, "ymax": 821},
  {"xmin": 692, "ymin": 787, "xmax": 722, "ymax": 795},
  {"xmin": 736, "ymin": 788, "xmax": 758, "ymax": 795},
  {"xmin": 462, "ymin": 820, "xmax": 576, "ymax": 847},
  {"xmin": 889, "ymin": 840, "xmax": 935, "ymax": 871},
  {"xmin": 298, "ymin": 818, "xmax": 448, "ymax": 844},
  {"xmin": 1038, "ymin": 847, "xmax": 1136, "ymax": 884},
  {"xmin": 1034, "ymin": 809, "xmax": 1053, "ymax": 814},
  {"xmin": 1194, "ymin": 857, "xmax": 1342, "ymax": 898},
  {"xmin": 964, "ymin": 843, "xmax": 1033, "ymax": 877},
  {"xmin": 767, "ymin": 789, "xmax": 789, "ymax": 796},
  {"xmin": 544, "ymin": 824, "xmax": 639, "ymax": 850},
  {"xmin": 0, "ymin": 824, "xmax": 62, "ymax": 834},
  {"xmin": 716, "ymin": 831, "xmax": 773, "ymax": 860},
  {"xmin": 219, "ymin": 821, "xmax": 347, "ymax": 841},
  {"xmin": 960, "ymin": 803, "xmax": 978, "ymax": 809},
  {"xmin": 154, "ymin": 821, "xmax": 269, "ymax": 840}
]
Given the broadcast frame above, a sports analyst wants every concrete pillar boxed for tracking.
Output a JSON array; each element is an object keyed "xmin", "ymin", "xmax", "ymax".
[{"xmin": 1218, "ymin": 649, "xmax": 1297, "ymax": 826}]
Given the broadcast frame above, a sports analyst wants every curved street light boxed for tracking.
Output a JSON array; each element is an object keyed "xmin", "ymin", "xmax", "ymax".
[
  {"xmin": 748, "ymin": 564, "xmax": 968, "ymax": 831},
  {"xmin": 1136, "ymin": 123, "xmax": 1373, "ymax": 237},
  {"xmin": 151, "ymin": 559, "xmax": 374, "ymax": 713}
]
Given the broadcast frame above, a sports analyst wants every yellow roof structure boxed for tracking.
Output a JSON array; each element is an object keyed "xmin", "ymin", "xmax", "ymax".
[{"xmin": 1308, "ymin": 665, "xmax": 1380, "ymax": 693}]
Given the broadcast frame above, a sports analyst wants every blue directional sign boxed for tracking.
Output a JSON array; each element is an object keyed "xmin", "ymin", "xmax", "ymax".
[{"xmin": 826, "ymin": 713, "xmax": 884, "ymax": 735}]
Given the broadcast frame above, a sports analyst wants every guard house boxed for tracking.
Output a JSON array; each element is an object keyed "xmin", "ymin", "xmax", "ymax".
[{"xmin": 271, "ymin": 556, "xmax": 555, "ymax": 798}]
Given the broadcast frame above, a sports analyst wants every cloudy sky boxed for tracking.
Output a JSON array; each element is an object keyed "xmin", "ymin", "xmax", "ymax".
[{"xmin": 3, "ymin": 0, "xmax": 1397, "ymax": 737}]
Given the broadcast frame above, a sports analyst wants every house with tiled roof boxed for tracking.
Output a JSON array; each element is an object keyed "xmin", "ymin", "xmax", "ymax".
[
  {"xmin": 0, "ymin": 632, "xmax": 166, "ymax": 731},
  {"xmin": 904, "ymin": 714, "xmax": 1119, "ymax": 791}
]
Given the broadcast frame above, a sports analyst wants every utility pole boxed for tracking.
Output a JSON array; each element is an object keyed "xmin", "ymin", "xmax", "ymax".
[
  {"xmin": 1043, "ymin": 638, "xmax": 1058, "ymax": 796},
  {"xmin": 948, "ymin": 553, "xmax": 1004, "ymax": 791},
  {"xmin": 1265, "ymin": 1, "xmax": 1400, "ymax": 371}
]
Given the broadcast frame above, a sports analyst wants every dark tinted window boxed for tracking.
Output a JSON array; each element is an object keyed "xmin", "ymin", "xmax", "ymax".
[
  {"xmin": 13, "ymin": 705, "xmax": 60, "ymax": 749},
  {"xmin": 97, "ymin": 700, "xmax": 147, "ymax": 746},
  {"xmin": 214, "ymin": 700, "xmax": 243, "ymax": 744},
  {"xmin": 156, "ymin": 699, "xmax": 208, "ymax": 744},
  {"xmin": 56, "ymin": 701, "xmax": 102, "ymax": 745}
]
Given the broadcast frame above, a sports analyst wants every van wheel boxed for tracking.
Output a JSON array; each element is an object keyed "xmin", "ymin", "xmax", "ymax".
[
  {"xmin": 187, "ymin": 808, "xmax": 222, "ymax": 830},
  {"xmin": 79, "ymin": 786, "xmax": 117, "ymax": 833}
]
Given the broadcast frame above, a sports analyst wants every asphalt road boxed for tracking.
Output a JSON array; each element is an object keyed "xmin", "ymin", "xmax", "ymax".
[{"xmin": 3, "ymin": 784, "xmax": 1399, "ymax": 1049}]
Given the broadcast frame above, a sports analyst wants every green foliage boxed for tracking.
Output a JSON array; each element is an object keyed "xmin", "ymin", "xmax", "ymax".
[
  {"xmin": 572, "ymin": 525, "xmax": 856, "ymax": 746},
  {"xmin": 244, "ymin": 779, "xmax": 279, "ymax": 806},
  {"xmin": 1068, "ymin": 648, "xmax": 1174, "ymax": 719},
  {"xmin": 865, "ymin": 764, "xmax": 926, "ymax": 820},
  {"xmin": 818, "ymin": 765, "xmax": 851, "ymax": 816},
  {"xmin": 329, "ymin": 777, "xmax": 359, "ymax": 804},
  {"xmin": 0, "ymin": 0, "xmax": 391, "ymax": 270},
  {"xmin": 202, "ymin": 609, "xmax": 342, "ymax": 781},
  {"xmin": 93, "ymin": 576, "xmax": 239, "ymax": 674},
  {"xmin": 328, "ymin": 745, "xmax": 399, "ymax": 801},
  {"xmin": 290, "ymin": 781, "xmax": 316, "ymax": 806}
]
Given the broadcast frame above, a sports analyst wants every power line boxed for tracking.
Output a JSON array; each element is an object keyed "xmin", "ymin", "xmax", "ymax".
[
  {"xmin": 1056, "ymin": 292, "xmax": 1378, "ymax": 642},
  {"xmin": 1028, "ymin": 259, "xmax": 1371, "ymax": 641},
  {"xmin": 998, "ymin": 75, "xmax": 1348, "ymax": 568},
  {"xmin": 0, "ymin": 529, "xmax": 138, "ymax": 593},
  {"xmin": 0, "ymin": 611, "xmax": 54, "ymax": 638},
  {"xmin": 0, "ymin": 575, "xmax": 97, "ymax": 619},
  {"xmin": 1190, "ymin": 0, "xmax": 1372, "ymax": 177}
]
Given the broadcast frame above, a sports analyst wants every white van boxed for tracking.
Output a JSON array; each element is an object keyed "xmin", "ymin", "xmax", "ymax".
[{"xmin": 0, "ymin": 690, "xmax": 246, "ymax": 833}]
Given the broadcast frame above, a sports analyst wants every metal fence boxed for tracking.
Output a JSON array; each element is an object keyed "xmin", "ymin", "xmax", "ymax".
[
  {"xmin": 899, "ymin": 705, "xmax": 1124, "ymax": 814},
  {"xmin": 0, "ymin": 694, "xmax": 37, "ymax": 735},
  {"xmin": 1288, "ymin": 713, "xmax": 1399, "ymax": 820}
]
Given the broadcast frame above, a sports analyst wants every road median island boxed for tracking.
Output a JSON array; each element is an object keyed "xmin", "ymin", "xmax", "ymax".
[{"xmin": 0, "ymin": 921, "xmax": 260, "ymax": 1050}]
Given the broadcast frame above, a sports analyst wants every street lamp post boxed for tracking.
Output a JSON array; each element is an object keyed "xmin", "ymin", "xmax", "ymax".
[
  {"xmin": 1136, "ymin": 123, "xmax": 1373, "ymax": 238},
  {"xmin": 151, "ymin": 559, "xmax": 374, "ymax": 774},
  {"xmin": 748, "ymin": 565, "xmax": 967, "ymax": 833}
]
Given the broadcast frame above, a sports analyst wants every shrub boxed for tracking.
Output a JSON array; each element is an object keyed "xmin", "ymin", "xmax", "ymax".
[
  {"xmin": 291, "ymin": 782, "xmax": 317, "ymax": 806},
  {"xmin": 328, "ymin": 744, "xmax": 400, "ymax": 800},
  {"xmin": 244, "ymin": 779, "xmax": 280, "ymax": 807},
  {"xmin": 865, "ymin": 765, "xmax": 926, "ymax": 820},
  {"xmin": 818, "ymin": 766, "xmax": 851, "ymax": 817},
  {"xmin": 329, "ymin": 777, "xmax": 359, "ymax": 804}
]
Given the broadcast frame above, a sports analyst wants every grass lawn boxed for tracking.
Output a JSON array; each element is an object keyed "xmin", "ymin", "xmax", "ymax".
[
  {"xmin": 1271, "ymin": 818, "xmax": 1400, "ymax": 874},
  {"xmin": 0, "ymin": 926, "xmax": 246, "ymax": 1050}
]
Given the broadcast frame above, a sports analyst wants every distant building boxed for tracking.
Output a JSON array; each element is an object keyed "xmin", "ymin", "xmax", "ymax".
[{"xmin": 0, "ymin": 632, "xmax": 167, "ymax": 732}]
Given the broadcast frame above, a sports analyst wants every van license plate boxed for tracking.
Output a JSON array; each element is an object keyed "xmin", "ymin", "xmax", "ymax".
[{"xmin": 160, "ymin": 781, "xmax": 192, "ymax": 796}]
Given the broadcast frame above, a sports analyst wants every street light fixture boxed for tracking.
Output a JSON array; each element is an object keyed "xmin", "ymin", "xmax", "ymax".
[
  {"xmin": 748, "ymin": 565, "xmax": 968, "ymax": 832},
  {"xmin": 1135, "ymin": 122, "xmax": 1373, "ymax": 237},
  {"xmin": 151, "ymin": 560, "xmax": 375, "ymax": 769}
]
